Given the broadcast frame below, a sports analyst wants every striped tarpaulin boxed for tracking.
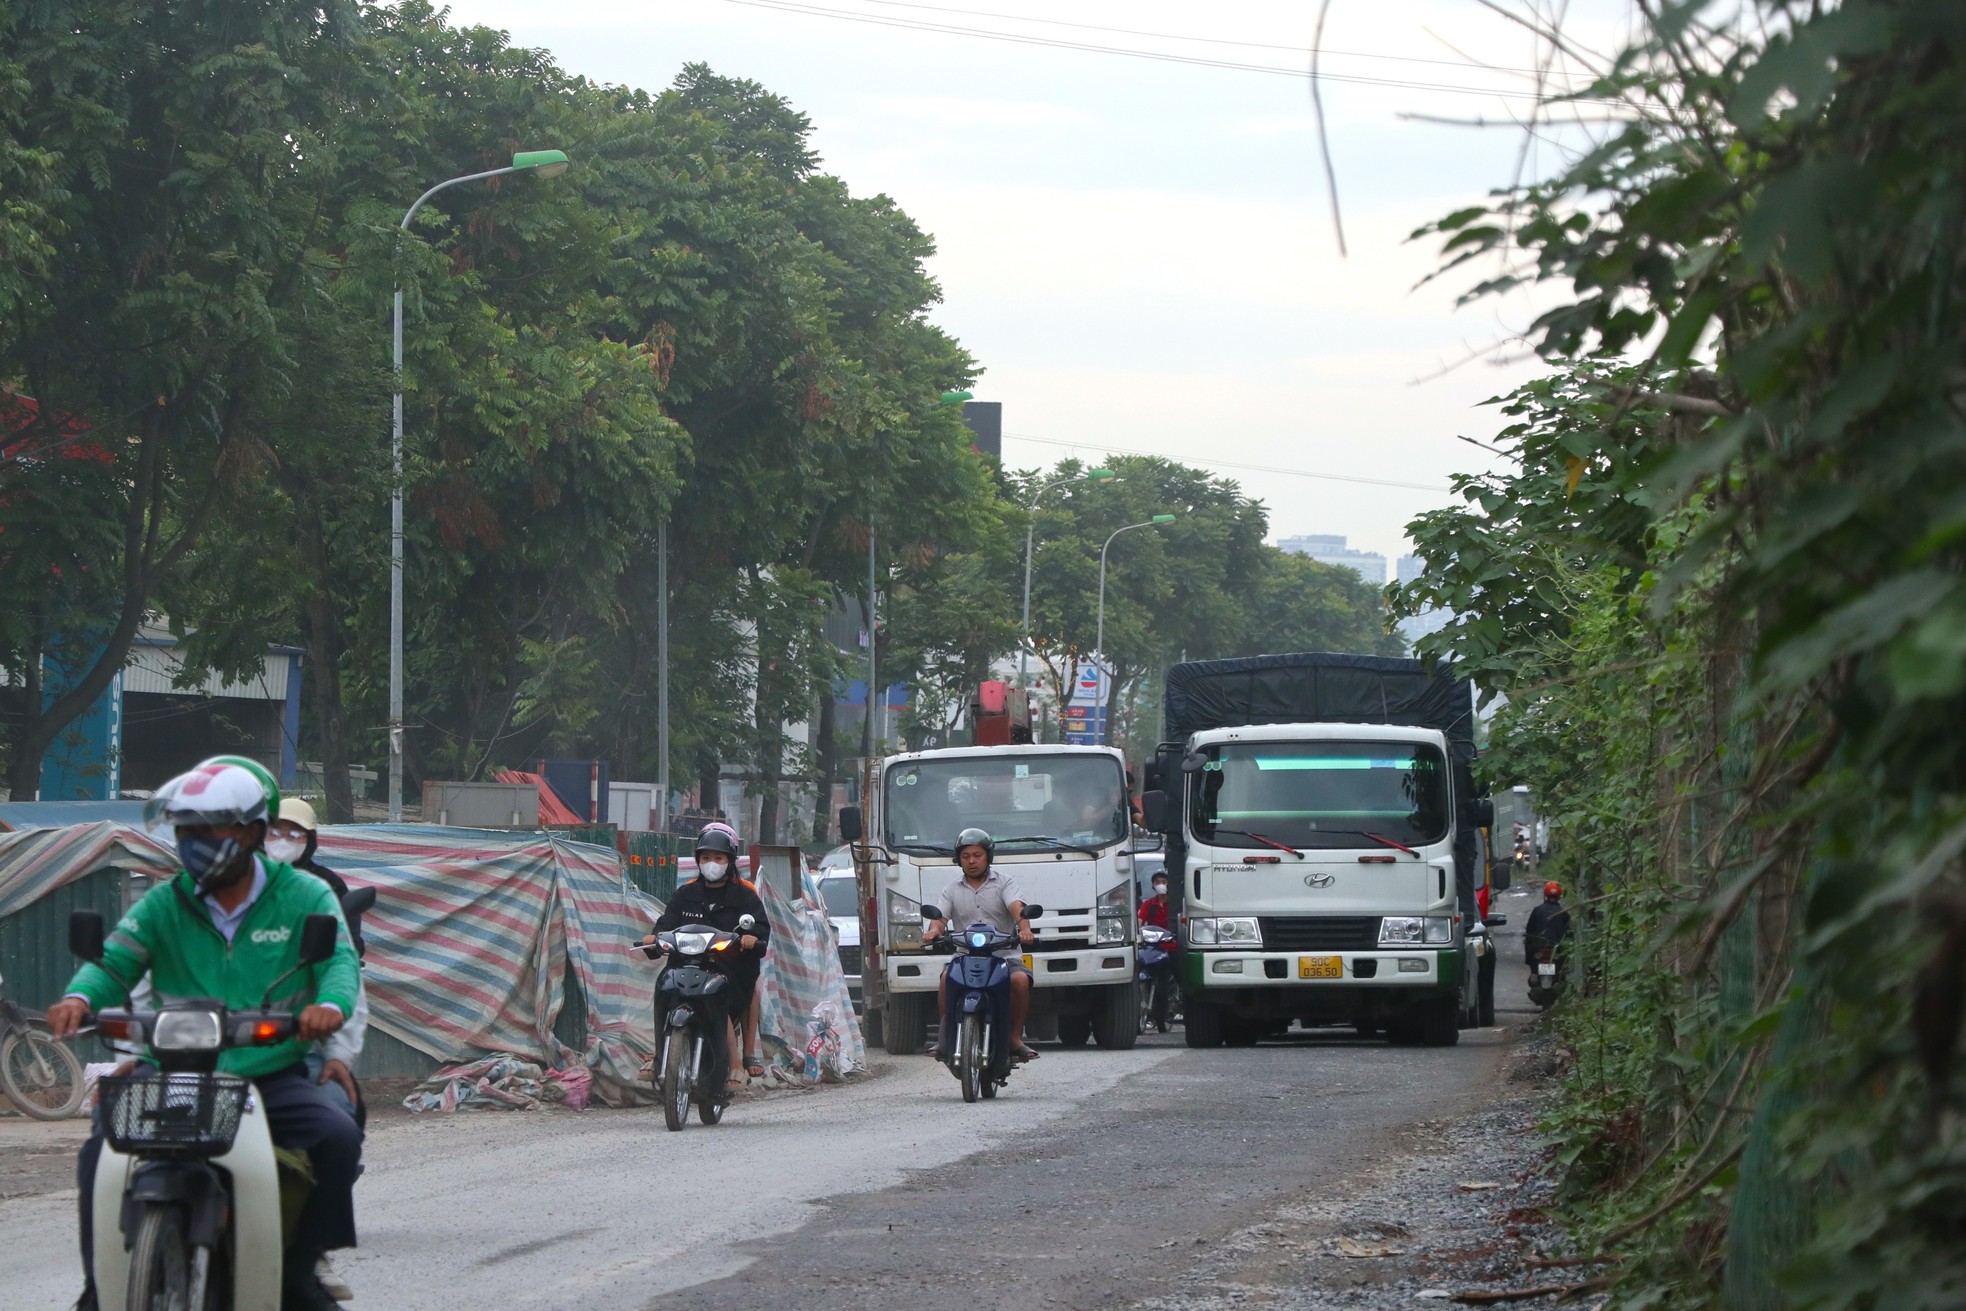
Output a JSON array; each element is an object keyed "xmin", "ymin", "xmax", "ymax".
[
  {"xmin": 0, "ymin": 821, "xmax": 863, "ymax": 1103},
  {"xmin": 315, "ymin": 826, "xmax": 661, "ymax": 1102},
  {"xmin": 0, "ymin": 820, "xmax": 176, "ymax": 919}
]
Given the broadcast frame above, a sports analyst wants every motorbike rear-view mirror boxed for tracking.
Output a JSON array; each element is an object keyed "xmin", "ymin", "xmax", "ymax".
[
  {"xmin": 838, "ymin": 806, "xmax": 864, "ymax": 843},
  {"xmin": 1021, "ymin": 904, "xmax": 1044, "ymax": 920},
  {"xmin": 342, "ymin": 886, "xmax": 377, "ymax": 916},
  {"xmin": 919, "ymin": 904, "xmax": 943, "ymax": 921},
  {"xmin": 1486, "ymin": 913, "xmax": 1509, "ymax": 927},
  {"xmin": 299, "ymin": 913, "xmax": 338, "ymax": 966},
  {"xmin": 737, "ymin": 913, "xmax": 757, "ymax": 931},
  {"xmin": 69, "ymin": 911, "xmax": 106, "ymax": 963}
]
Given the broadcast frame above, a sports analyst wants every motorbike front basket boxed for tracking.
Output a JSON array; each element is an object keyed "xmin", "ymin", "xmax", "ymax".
[{"xmin": 100, "ymin": 1072, "xmax": 250, "ymax": 1156}]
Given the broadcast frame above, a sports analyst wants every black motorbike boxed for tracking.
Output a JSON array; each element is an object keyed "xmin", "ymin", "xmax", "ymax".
[
  {"xmin": 642, "ymin": 914, "xmax": 756, "ymax": 1132},
  {"xmin": 1527, "ymin": 942, "xmax": 1567, "ymax": 1009},
  {"xmin": 1136, "ymin": 924, "xmax": 1178, "ymax": 1034}
]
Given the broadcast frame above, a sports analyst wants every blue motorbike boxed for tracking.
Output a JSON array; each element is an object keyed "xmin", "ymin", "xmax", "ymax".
[{"xmin": 922, "ymin": 903, "xmax": 1043, "ymax": 1103}]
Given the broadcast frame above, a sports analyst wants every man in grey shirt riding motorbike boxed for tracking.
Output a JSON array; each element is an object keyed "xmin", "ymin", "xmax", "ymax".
[{"xmin": 922, "ymin": 827, "xmax": 1039, "ymax": 1063}]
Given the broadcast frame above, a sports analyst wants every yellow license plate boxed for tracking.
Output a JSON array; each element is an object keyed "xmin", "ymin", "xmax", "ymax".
[
  {"xmin": 1299, "ymin": 955, "xmax": 1343, "ymax": 979},
  {"xmin": 1022, "ymin": 955, "xmax": 1034, "ymax": 970}
]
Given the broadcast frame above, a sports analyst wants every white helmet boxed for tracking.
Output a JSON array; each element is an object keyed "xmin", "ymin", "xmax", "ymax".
[{"xmin": 143, "ymin": 762, "xmax": 274, "ymax": 831}]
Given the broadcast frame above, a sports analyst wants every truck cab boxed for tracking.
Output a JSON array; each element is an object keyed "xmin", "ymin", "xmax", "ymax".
[
  {"xmin": 1165, "ymin": 722, "xmax": 1474, "ymax": 1046},
  {"xmin": 854, "ymin": 743, "xmax": 1140, "ymax": 1053}
]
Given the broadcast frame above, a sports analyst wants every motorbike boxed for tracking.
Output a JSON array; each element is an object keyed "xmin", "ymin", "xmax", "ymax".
[
  {"xmin": 642, "ymin": 913, "xmax": 757, "ymax": 1132},
  {"xmin": 1527, "ymin": 942, "xmax": 1567, "ymax": 1010},
  {"xmin": 1136, "ymin": 924, "xmax": 1178, "ymax": 1034},
  {"xmin": 922, "ymin": 903, "xmax": 1043, "ymax": 1103},
  {"xmin": 1, "ymin": 967, "xmax": 86, "ymax": 1119},
  {"xmin": 69, "ymin": 907, "xmax": 340, "ymax": 1311}
]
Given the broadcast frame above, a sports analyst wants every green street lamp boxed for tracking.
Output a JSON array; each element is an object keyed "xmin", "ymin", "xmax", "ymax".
[
  {"xmin": 1095, "ymin": 514, "xmax": 1177, "ymax": 745},
  {"xmin": 1022, "ymin": 468, "xmax": 1117, "ymax": 698},
  {"xmin": 389, "ymin": 150, "xmax": 571, "ymax": 822},
  {"xmin": 939, "ymin": 390, "xmax": 974, "ymax": 405}
]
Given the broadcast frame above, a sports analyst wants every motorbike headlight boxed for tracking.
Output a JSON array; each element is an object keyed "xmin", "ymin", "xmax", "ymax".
[
  {"xmin": 888, "ymin": 891, "xmax": 923, "ymax": 950},
  {"xmin": 1380, "ymin": 916, "xmax": 1423, "ymax": 945},
  {"xmin": 1423, "ymin": 917, "xmax": 1454, "ymax": 945},
  {"xmin": 152, "ymin": 1010, "xmax": 224, "ymax": 1051},
  {"xmin": 1216, "ymin": 917, "xmax": 1261, "ymax": 946},
  {"xmin": 675, "ymin": 930, "xmax": 714, "ymax": 955},
  {"xmin": 969, "ymin": 930, "xmax": 989, "ymax": 949}
]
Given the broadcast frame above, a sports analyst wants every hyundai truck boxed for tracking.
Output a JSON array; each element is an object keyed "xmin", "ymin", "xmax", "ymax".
[{"xmin": 1141, "ymin": 653, "xmax": 1493, "ymax": 1047}]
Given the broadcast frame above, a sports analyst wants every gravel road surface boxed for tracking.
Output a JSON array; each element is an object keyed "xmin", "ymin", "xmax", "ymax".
[{"xmin": 0, "ymin": 883, "xmax": 1553, "ymax": 1310}]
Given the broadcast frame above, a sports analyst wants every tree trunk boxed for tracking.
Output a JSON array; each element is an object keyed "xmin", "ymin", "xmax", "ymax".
[{"xmin": 811, "ymin": 688, "xmax": 838, "ymax": 844}]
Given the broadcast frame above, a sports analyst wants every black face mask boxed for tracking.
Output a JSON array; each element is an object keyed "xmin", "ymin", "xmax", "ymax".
[{"xmin": 180, "ymin": 833, "xmax": 255, "ymax": 895}]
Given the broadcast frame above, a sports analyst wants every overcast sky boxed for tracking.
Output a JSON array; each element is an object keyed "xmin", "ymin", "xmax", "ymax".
[{"xmin": 447, "ymin": 0, "xmax": 1632, "ymax": 564}]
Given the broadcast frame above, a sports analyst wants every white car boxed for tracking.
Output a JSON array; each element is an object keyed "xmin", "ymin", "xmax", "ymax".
[{"xmin": 815, "ymin": 868, "xmax": 862, "ymax": 1010}]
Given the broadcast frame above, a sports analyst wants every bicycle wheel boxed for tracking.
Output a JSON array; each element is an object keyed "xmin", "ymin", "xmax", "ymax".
[
  {"xmin": 660, "ymin": 1030, "xmax": 692, "ymax": 1132},
  {"xmin": 126, "ymin": 1202, "xmax": 193, "ymax": 1311},
  {"xmin": 0, "ymin": 1027, "xmax": 85, "ymax": 1120},
  {"xmin": 958, "ymin": 1014, "xmax": 984, "ymax": 1104}
]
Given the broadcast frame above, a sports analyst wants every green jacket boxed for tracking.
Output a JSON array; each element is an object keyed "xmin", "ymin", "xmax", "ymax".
[{"xmin": 65, "ymin": 858, "xmax": 361, "ymax": 1078}]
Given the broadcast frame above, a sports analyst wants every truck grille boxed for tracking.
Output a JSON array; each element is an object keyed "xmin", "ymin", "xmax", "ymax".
[
  {"xmin": 836, "ymin": 945, "xmax": 862, "ymax": 976},
  {"xmin": 1259, "ymin": 916, "xmax": 1381, "ymax": 951}
]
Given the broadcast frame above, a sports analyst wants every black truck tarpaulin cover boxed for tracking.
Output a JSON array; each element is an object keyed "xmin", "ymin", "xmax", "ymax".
[{"xmin": 1163, "ymin": 652, "xmax": 1473, "ymax": 756}]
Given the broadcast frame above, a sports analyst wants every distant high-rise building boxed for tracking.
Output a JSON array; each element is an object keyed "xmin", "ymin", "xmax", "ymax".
[
  {"xmin": 1396, "ymin": 554, "xmax": 1426, "ymax": 585},
  {"xmin": 1277, "ymin": 534, "xmax": 1388, "ymax": 586}
]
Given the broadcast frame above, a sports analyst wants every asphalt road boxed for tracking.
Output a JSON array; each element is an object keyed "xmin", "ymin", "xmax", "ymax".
[{"xmin": 0, "ymin": 883, "xmax": 1549, "ymax": 1311}]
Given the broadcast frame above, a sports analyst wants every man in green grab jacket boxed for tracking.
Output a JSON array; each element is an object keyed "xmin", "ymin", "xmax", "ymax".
[{"xmin": 48, "ymin": 757, "xmax": 363, "ymax": 1311}]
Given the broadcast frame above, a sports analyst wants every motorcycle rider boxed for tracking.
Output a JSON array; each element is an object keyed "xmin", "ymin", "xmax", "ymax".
[
  {"xmin": 265, "ymin": 794, "xmax": 367, "ymax": 1303},
  {"xmin": 1525, "ymin": 880, "xmax": 1571, "ymax": 966},
  {"xmin": 922, "ymin": 828, "xmax": 1038, "ymax": 1062},
  {"xmin": 46, "ymin": 758, "xmax": 363, "ymax": 1311},
  {"xmin": 1138, "ymin": 872, "xmax": 1171, "ymax": 930},
  {"xmin": 639, "ymin": 828, "xmax": 770, "ymax": 1094},
  {"xmin": 1137, "ymin": 872, "xmax": 1174, "ymax": 1033}
]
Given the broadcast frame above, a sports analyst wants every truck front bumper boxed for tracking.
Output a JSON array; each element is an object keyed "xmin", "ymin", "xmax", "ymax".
[
  {"xmin": 886, "ymin": 945, "xmax": 1136, "ymax": 993},
  {"xmin": 1181, "ymin": 947, "xmax": 1461, "ymax": 992}
]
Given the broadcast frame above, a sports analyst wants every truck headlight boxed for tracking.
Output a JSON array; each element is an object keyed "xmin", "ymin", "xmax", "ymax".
[
  {"xmin": 1379, "ymin": 916, "xmax": 1422, "ymax": 945},
  {"xmin": 887, "ymin": 891, "xmax": 923, "ymax": 950},
  {"xmin": 1189, "ymin": 916, "xmax": 1259, "ymax": 947},
  {"xmin": 1423, "ymin": 917, "xmax": 1454, "ymax": 945},
  {"xmin": 1097, "ymin": 882, "xmax": 1131, "ymax": 942}
]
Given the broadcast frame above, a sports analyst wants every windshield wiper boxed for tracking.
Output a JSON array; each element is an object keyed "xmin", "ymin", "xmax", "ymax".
[
  {"xmin": 1207, "ymin": 828, "xmax": 1304, "ymax": 859},
  {"xmin": 892, "ymin": 841, "xmax": 954, "ymax": 856},
  {"xmin": 997, "ymin": 835, "xmax": 1104, "ymax": 856},
  {"xmin": 1313, "ymin": 830, "xmax": 1419, "ymax": 856}
]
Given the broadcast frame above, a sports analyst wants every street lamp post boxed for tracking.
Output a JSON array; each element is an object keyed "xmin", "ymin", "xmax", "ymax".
[
  {"xmin": 1095, "ymin": 514, "xmax": 1176, "ymax": 746},
  {"xmin": 388, "ymin": 150, "xmax": 570, "ymax": 822},
  {"xmin": 1020, "ymin": 469, "xmax": 1115, "ymax": 733}
]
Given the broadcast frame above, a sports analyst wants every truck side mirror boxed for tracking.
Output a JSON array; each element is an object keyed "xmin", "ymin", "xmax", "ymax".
[
  {"xmin": 70, "ymin": 911, "xmax": 106, "ymax": 963},
  {"xmin": 1141, "ymin": 790, "xmax": 1171, "ymax": 833},
  {"xmin": 838, "ymin": 806, "xmax": 864, "ymax": 843},
  {"xmin": 1486, "ymin": 913, "xmax": 1509, "ymax": 927},
  {"xmin": 299, "ymin": 913, "xmax": 339, "ymax": 966},
  {"xmin": 1475, "ymin": 798, "xmax": 1496, "ymax": 828}
]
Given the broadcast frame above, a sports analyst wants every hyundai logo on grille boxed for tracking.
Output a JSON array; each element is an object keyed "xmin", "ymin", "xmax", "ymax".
[{"xmin": 1304, "ymin": 872, "xmax": 1336, "ymax": 888}]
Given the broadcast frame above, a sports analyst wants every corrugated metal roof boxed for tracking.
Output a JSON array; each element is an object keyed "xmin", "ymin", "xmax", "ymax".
[
  {"xmin": 123, "ymin": 637, "xmax": 292, "ymax": 701},
  {"xmin": 0, "ymin": 800, "xmax": 150, "ymax": 832}
]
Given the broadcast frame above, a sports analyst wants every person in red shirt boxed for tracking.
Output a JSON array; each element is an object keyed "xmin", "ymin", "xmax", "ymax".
[{"xmin": 1138, "ymin": 871, "xmax": 1171, "ymax": 929}]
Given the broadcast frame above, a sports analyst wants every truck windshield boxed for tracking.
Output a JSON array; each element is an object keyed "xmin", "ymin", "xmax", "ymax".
[
  {"xmin": 1190, "ymin": 742, "xmax": 1449, "ymax": 850},
  {"xmin": 885, "ymin": 755, "xmax": 1129, "ymax": 852}
]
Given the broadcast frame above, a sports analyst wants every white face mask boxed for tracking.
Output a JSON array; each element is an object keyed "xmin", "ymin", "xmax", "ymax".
[
  {"xmin": 1152, "ymin": 882, "xmax": 1167, "ymax": 895},
  {"xmin": 265, "ymin": 836, "xmax": 307, "ymax": 864},
  {"xmin": 698, "ymin": 858, "xmax": 729, "ymax": 883}
]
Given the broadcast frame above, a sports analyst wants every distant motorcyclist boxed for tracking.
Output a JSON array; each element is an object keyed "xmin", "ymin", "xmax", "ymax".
[
  {"xmin": 640, "ymin": 828, "xmax": 770, "ymax": 1094},
  {"xmin": 1525, "ymin": 880, "xmax": 1571, "ymax": 965},
  {"xmin": 923, "ymin": 828, "xmax": 1037, "ymax": 1062},
  {"xmin": 1138, "ymin": 873, "xmax": 1171, "ymax": 930},
  {"xmin": 47, "ymin": 758, "xmax": 362, "ymax": 1311}
]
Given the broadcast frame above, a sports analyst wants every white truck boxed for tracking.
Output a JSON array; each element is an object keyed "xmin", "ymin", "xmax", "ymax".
[
  {"xmin": 1141, "ymin": 653, "xmax": 1493, "ymax": 1047},
  {"xmin": 841, "ymin": 743, "xmax": 1140, "ymax": 1053}
]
